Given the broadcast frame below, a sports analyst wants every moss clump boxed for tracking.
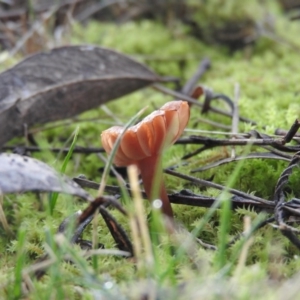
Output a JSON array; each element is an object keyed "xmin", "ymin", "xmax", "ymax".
[{"xmin": 1, "ymin": 2, "xmax": 300, "ymax": 298}]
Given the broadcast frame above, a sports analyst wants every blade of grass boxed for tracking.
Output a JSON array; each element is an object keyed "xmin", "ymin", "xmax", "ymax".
[
  {"xmin": 228, "ymin": 213, "xmax": 266, "ymax": 273},
  {"xmin": 44, "ymin": 229, "xmax": 65, "ymax": 299},
  {"xmin": 218, "ymin": 79, "xmax": 238, "ymax": 267},
  {"xmin": 97, "ymin": 107, "xmax": 147, "ymax": 197},
  {"xmin": 175, "ymin": 143, "xmax": 252, "ymax": 269},
  {"xmin": 92, "ymin": 107, "xmax": 147, "ymax": 270},
  {"xmin": 12, "ymin": 229, "xmax": 26, "ymax": 299},
  {"xmin": 49, "ymin": 126, "xmax": 79, "ymax": 215},
  {"xmin": 214, "ymin": 191, "xmax": 232, "ymax": 270},
  {"xmin": 149, "ymin": 204, "xmax": 177, "ymax": 285}
]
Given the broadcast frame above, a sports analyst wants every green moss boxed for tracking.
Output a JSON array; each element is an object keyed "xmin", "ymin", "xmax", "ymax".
[{"xmin": 2, "ymin": 2, "xmax": 300, "ymax": 298}]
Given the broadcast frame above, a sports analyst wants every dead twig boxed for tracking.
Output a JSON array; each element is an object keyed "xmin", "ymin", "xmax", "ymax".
[
  {"xmin": 181, "ymin": 57, "xmax": 211, "ymax": 95},
  {"xmin": 1, "ymin": 145, "xmax": 105, "ymax": 154},
  {"xmin": 191, "ymin": 152, "xmax": 291, "ymax": 173},
  {"xmin": 153, "ymin": 84, "xmax": 256, "ymax": 125},
  {"xmin": 73, "ymin": 176, "xmax": 274, "ymax": 211},
  {"xmin": 274, "ymin": 151, "xmax": 300, "ymax": 249},
  {"xmin": 164, "ymin": 168, "xmax": 273, "ymax": 206}
]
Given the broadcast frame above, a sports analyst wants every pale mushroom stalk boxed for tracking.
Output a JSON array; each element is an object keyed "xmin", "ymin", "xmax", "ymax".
[{"xmin": 137, "ymin": 155, "xmax": 173, "ymax": 218}]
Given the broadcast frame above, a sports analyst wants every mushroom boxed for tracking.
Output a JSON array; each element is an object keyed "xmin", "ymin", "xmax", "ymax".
[{"xmin": 101, "ymin": 100, "xmax": 190, "ymax": 218}]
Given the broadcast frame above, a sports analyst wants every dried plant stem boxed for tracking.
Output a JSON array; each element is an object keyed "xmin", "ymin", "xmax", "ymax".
[
  {"xmin": 231, "ymin": 83, "xmax": 240, "ymax": 158},
  {"xmin": 129, "ymin": 216, "xmax": 142, "ymax": 266},
  {"xmin": 195, "ymin": 117, "xmax": 231, "ymax": 130},
  {"xmin": 234, "ymin": 216, "xmax": 253, "ymax": 277},
  {"xmin": 165, "ymin": 169, "xmax": 272, "ymax": 205},
  {"xmin": 128, "ymin": 165, "xmax": 154, "ymax": 271},
  {"xmin": 0, "ymin": 194, "xmax": 12, "ymax": 235}
]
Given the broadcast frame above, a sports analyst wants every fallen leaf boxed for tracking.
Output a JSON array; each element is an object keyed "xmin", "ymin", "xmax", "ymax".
[
  {"xmin": 0, "ymin": 45, "xmax": 161, "ymax": 146},
  {"xmin": 0, "ymin": 153, "xmax": 92, "ymax": 200}
]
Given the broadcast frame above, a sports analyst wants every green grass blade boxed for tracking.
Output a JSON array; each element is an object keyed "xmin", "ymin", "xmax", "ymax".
[
  {"xmin": 12, "ymin": 229, "xmax": 26, "ymax": 299},
  {"xmin": 97, "ymin": 106, "xmax": 147, "ymax": 197},
  {"xmin": 215, "ymin": 192, "xmax": 232, "ymax": 270},
  {"xmin": 49, "ymin": 126, "xmax": 79, "ymax": 215},
  {"xmin": 92, "ymin": 107, "xmax": 147, "ymax": 271}
]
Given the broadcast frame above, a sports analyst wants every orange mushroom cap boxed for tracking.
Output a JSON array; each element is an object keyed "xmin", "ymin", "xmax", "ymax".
[{"xmin": 101, "ymin": 100, "xmax": 190, "ymax": 166}]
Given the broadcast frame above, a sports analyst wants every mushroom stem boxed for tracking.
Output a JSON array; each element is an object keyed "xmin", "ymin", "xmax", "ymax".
[{"xmin": 137, "ymin": 155, "xmax": 173, "ymax": 218}]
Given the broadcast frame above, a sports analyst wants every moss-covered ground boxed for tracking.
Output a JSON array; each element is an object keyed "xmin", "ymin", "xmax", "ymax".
[{"xmin": 1, "ymin": 1, "xmax": 300, "ymax": 299}]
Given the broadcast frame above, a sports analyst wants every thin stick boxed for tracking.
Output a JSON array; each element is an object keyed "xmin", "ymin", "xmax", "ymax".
[
  {"xmin": 195, "ymin": 117, "xmax": 231, "ymax": 130},
  {"xmin": 101, "ymin": 104, "xmax": 124, "ymax": 126},
  {"xmin": 165, "ymin": 168, "xmax": 273, "ymax": 205},
  {"xmin": 231, "ymin": 83, "xmax": 240, "ymax": 158},
  {"xmin": 153, "ymin": 84, "xmax": 256, "ymax": 125},
  {"xmin": 1, "ymin": 145, "xmax": 105, "ymax": 154},
  {"xmin": 73, "ymin": 177, "xmax": 275, "ymax": 211},
  {"xmin": 177, "ymin": 137, "xmax": 286, "ymax": 147},
  {"xmin": 282, "ymin": 119, "xmax": 300, "ymax": 144},
  {"xmin": 181, "ymin": 58, "xmax": 211, "ymax": 95}
]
